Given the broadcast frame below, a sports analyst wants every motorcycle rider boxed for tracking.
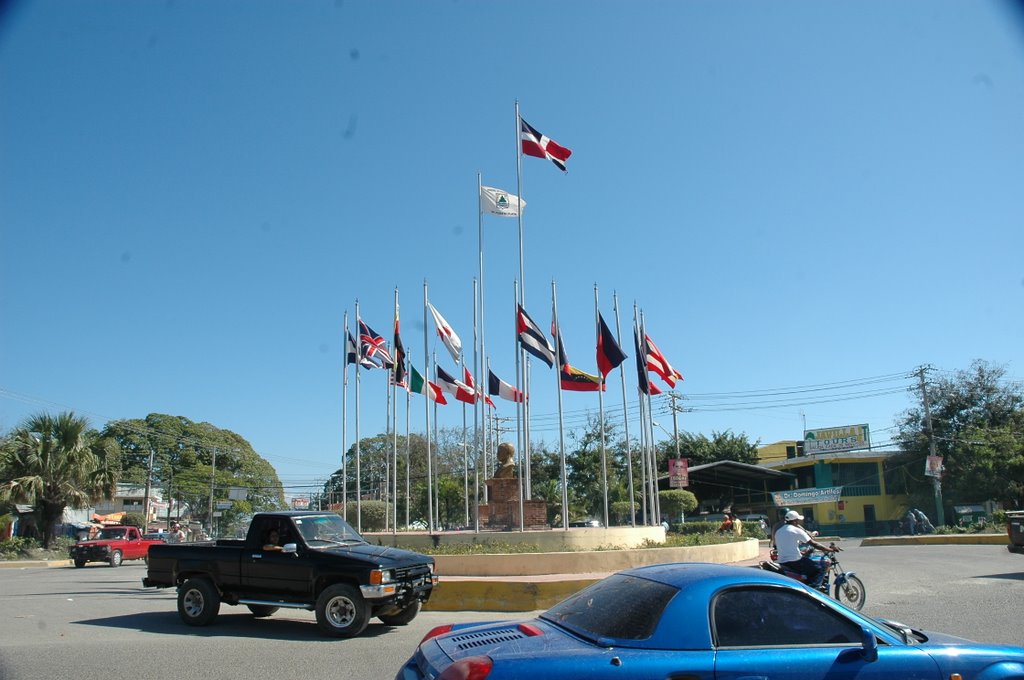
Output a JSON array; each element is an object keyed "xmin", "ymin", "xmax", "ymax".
[{"xmin": 775, "ymin": 510, "xmax": 837, "ymax": 589}]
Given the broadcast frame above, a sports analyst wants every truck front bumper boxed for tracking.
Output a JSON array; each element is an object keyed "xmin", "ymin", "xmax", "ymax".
[{"xmin": 360, "ymin": 575, "xmax": 438, "ymax": 600}]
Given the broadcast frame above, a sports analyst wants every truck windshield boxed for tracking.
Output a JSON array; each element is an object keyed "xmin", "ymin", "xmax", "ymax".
[
  {"xmin": 98, "ymin": 529, "xmax": 127, "ymax": 540},
  {"xmin": 294, "ymin": 515, "xmax": 365, "ymax": 547}
]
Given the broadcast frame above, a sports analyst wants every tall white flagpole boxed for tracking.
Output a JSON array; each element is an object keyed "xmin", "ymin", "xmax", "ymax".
[
  {"xmin": 392, "ymin": 287, "xmax": 400, "ymax": 534},
  {"xmin": 633, "ymin": 303, "xmax": 649, "ymax": 525},
  {"xmin": 342, "ymin": 310, "xmax": 349, "ymax": 522},
  {"xmin": 405, "ymin": 383, "xmax": 411, "ymax": 529},
  {"xmin": 473, "ymin": 277, "xmax": 481, "ymax": 532},
  {"xmin": 384, "ymin": 365, "xmax": 391, "ymax": 531},
  {"xmin": 513, "ymin": 279, "xmax": 525, "ymax": 532},
  {"xmin": 641, "ymin": 310, "xmax": 662, "ymax": 525},
  {"xmin": 613, "ymin": 293, "xmax": 635, "ymax": 526},
  {"xmin": 595, "ymin": 284, "xmax": 609, "ymax": 528},
  {"xmin": 423, "ymin": 280, "xmax": 434, "ymax": 533},
  {"xmin": 354, "ymin": 299, "xmax": 363, "ymax": 532},
  {"xmin": 552, "ymin": 280, "xmax": 569, "ymax": 530}
]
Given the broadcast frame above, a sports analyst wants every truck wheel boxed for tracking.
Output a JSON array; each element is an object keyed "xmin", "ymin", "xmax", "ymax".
[
  {"xmin": 73, "ymin": 559, "xmax": 86, "ymax": 568},
  {"xmin": 315, "ymin": 584, "xmax": 369, "ymax": 638},
  {"xmin": 109, "ymin": 550, "xmax": 123, "ymax": 568},
  {"xmin": 377, "ymin": 600, "xmax": 421, "ymax": 626},
  {"xmin": 177, "ymin": 578, "xmax": 221, "ymax": 627},
  {"xmin": 246, "ymin": 604, "xmax": 279, "ymax": 618}
]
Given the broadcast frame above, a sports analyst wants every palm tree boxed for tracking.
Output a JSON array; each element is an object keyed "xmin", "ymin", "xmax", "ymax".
[{"xmin": 0, "ymin": 412, "xmax": 118, "ymax": 548}]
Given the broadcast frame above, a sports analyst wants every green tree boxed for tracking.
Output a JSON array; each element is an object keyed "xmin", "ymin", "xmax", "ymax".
[
  {"xmin": 99, "ymin": 414, "xmax": 284, "ymax": 534},
  {"xmin": 0, "ymin": 412, "xmax": 118, "ymax": 548},
  {"xmin": 666, "ymin": 430, "xmax": 760, "ymax": 467},
  {"xmin": 896, "ymin": 361, "xmax": 1024, "ymax": 513},
  {"xmin": 659, "ymin": 489, "xmax": 698, "ymax": 522}
]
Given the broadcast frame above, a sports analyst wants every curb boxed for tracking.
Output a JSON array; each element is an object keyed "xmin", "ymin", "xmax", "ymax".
[
  {"xmin": 860, "ymin": 534, "xmax": 1008, "ymax": 547},
  {"xmin": 0, "ymin": 559, "xmax": 71, "ymax": 569}
]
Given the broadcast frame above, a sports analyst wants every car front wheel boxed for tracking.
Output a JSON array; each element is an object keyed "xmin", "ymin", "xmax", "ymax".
[
  {"xmin": 109, "ymin": 550, "xmax": 123, "ymax": 567},
  {"xmin": 315, "ymin": 584, "xmax": 369, "ymax": 637},
  {"xmin": 177, "ymin": 578, "xmax": 221, "ymax": 627}
]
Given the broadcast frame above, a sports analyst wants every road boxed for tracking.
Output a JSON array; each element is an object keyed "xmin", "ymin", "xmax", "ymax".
[{"xmin": 0, "ymin": 543, "xmax": 1021, "ymax": 679}]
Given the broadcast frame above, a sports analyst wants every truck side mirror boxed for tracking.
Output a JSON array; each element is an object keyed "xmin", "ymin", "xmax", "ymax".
[{"xmin": 282, "ymin": 543, "xmax": 297, "ymax": 554}]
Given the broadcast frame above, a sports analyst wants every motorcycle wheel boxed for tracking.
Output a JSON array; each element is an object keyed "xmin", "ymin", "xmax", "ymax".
[{"xmin": 833, "ymin": 575, "xmax": 866, "ymax": 611}]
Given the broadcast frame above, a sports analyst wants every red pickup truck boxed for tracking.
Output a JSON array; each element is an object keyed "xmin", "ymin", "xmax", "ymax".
[{"xmin": 69, "ymin": 525, "xmax": 165, "ymax": 567}]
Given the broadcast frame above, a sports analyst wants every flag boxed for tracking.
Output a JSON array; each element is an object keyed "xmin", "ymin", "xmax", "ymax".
[
  {"xmin": 645, "ymin": 333, "xmax": 683, "ymax": 388},
  {"xmin": 488, "ymin": 369, "xmax": 524, "ymax": 403},
  {"xmin": 436, "ymin": 365, "xmax": 476, "ymax": 404},
  {"xmin": 464, "ymin": 367, "xmax": 495, "ymax": 408},
  {"xmin": 480, "ymin": 185, "xmax": 526, "ymax": 218},
  {"xmin": 634, "ymin": 328, "xmax": 654, "ymax": 396},
  {"xmin": 392, "ymin": 307, "xmax": 407, "ymax": 388},
  {"xmin": 410, "ymin": 365, "xmax": 447, "ymax": 405},
  {"xmin": 553, "ymin": 324, "xmax": 603, "ymax": 392},
  {"xmin": 359, "ymin": 320, "xmax": 394, "ymax": 368},
  {"xmin": 516, "ymin": 305, "xmax": 556, "ymax": 368},
  {"xmin": 520, "ymin": 116, "xmax": 572, "ymax": 172},
  {"xmin": 596, "ymin": 313, "xmax": 627, "ymax": 378},
  {"xmin": 347, "ymin": 331, "xmax": 379, "ymax": 370},
  {"xmin": 427, "ymin": 302, "xmax": 462, "ymax": 362}
]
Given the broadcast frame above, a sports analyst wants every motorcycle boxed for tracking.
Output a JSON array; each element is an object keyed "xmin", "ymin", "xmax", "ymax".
[{"xmin": 760, "ymin": 542, "xmax": 867, "ymax": 611}]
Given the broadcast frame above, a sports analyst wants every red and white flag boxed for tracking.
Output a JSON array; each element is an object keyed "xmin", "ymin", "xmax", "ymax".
[
  {"xmin": 645, "ymin": 333, "xmax": 683, "ymax": 388},
  {"xmin": 464, "ymin": 367, "xmax": 495, "ymax": 408},
  {"xmin": 436, "ymin": 366, "xmax": 476, "ymax": 405},
  {"xmin": 488, "ymin": 369, "xmax": 524, "ymax": 403},
  {"xmin": 520, "ymin": 117, "xmax": 572, "ymax": 172},
  {"xmin": 427, "ymin": 302, "xmax": 463, "ymax": 362}
]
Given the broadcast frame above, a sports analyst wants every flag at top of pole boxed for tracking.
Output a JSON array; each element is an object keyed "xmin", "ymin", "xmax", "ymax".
[
  {"xmin": 480, "ymin": 186, "xmax": 526, "ymax": 217},
  {"xmin": 520, "ymin": 116, "xmax": 572, "ymax": 172}
]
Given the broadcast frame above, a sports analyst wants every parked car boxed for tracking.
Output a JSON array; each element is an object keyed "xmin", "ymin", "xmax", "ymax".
[
  {"xmin": 144, "ymin": 511, "xmax": 437, "ymax": 638},
  {"xmin": 397, "ymin": 562, "xmax": 1024, "ymax": 680},
  {"xmin": 69, "ymin": 525, "xmax": 165, "ymax": 568}
]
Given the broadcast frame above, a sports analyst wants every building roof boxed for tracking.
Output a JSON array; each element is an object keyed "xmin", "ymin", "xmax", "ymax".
[
  {"xmin": 680, "ymin": 460, "xmax": 795, "ymax": 488},
  {"xmin": 760, "ymin": 449, "xmax": 903, "ymax": 469}
]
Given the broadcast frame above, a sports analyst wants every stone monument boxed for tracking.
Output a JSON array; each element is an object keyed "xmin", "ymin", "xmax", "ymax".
[{"xmin": 479, "ymin": 442, "xmax": 548, "ymax": 529}]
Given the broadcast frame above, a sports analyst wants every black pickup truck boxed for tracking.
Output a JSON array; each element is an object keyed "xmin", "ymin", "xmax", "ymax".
[
  {"xmin": 143, "ymin": 511, "xmax": 437, "ymax": 637},
  {"xmin": 1008, "ymin": 510, "xmax": 1024, "ymax": 554}
]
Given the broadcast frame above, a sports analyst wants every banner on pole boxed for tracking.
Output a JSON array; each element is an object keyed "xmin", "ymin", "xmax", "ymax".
[
  {"xmin": 925, "ymin": 455, "xmax": 943, "ymax": 478},
  {"xmin": 669, "ymin": 458, "xmax": 689, "ymax": 488},
  {"xmin": 771, "ymin": 486, "xmax": 843, "ymax": 507}
]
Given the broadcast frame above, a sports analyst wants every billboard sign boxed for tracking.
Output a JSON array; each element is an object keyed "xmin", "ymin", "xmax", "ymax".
[
  {"xmin": 771, "ymin": 486, "xmax": 844, "ymax": 506},
  {"xmin": 291, "ymin": 497, "xmax": 310, "ymax": 510},
  {"xmin": 668, "ymin": 458, "xmax": 689, "ymax": 488},
  {"xmin": 803, "ymin": 424, "xmax": 870, "ymax": 454}
]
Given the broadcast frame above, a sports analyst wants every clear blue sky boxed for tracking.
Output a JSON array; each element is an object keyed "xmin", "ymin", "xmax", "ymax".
[{"xmin": 2, "ymin": 1, "xmax": 1023, "ymax": 498}]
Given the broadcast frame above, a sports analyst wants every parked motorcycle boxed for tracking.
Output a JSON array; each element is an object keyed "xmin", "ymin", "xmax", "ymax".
[{"xmin": 760, "ymin": 543, "xmax": 867, "ymax": 611}]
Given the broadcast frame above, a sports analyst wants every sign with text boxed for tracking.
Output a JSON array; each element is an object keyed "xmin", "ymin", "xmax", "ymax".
[
  {"xmin": 803, "ymin": 424, "xmax": 870, "ymax": 454},
  {"xmin": 669, "ymin": 458, "xmax": 689, "ymax": 488},
  {"xmin": 771, "ymin": 486, "xmax": 844, "ymax": 506},
  {"xmin": 291, "ymin": 497, "xmax": 310, "ymax": 510}
]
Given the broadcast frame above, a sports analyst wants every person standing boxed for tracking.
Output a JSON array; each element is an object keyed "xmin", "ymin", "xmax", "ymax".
[
  {"xmin": 732, "ymin": 514, "xmax": 743, "ymax": 537},
  {"xmin": 905, "ymin": 509, "xmax": 918, "ymax": 535},
  {"xmin": 168, "ymin": 523, "xmax": 186, "ymax": 543}
]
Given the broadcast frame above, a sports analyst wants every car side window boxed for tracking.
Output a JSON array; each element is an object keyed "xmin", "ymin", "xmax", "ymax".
[{"xmin": 713, "ymin": 587, "xmax": 862, "ymax": 647}]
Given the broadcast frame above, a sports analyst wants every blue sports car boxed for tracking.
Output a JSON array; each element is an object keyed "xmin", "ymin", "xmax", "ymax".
[{"xmin": 396, "ymin": 562, "xmax": 1024, "ymax": 680}]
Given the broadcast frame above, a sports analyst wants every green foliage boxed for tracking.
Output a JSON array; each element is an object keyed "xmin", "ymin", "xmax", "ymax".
[
  {"xmin": 403, "ymin": 541, "xmax": 543, "ymax": 555},
  {"xmin": 346, "ymin": 500, "xmax": 387, "ymax": 531},
  {"xmin": 659, "ymin": 489, "xmax": 698, "ymax": 519},
  {"xmin": 0, "ymin": 412, "xmax": 118, "ymax": 548},
  {"xmin": 122, "ymin": 512, "xmax": 146, "ymax": 528},
  {"xmin": 665, "ymin": 430, "xmax": 761, "ymax": 467},
  {"xmin": 0, "ymin": 537, "xmax": 37, "ymax": 558},
  {"xmin": 896, "ymin": 361, "xmax": 1024, "ymax": 512}
]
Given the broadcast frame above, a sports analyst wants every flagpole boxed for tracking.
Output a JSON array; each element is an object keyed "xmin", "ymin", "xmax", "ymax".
[
  {"xmin": 633, "ymin": 303, "xmax": 649, "ymax": 525},
  {"xmin": 355, "ymin": 300, "xmax": 363, "ymax": 533},
  {"xmin": 461, "ymin": 354, "xmax": 469, "ymax": 529},
  {"xmin": 472, "ymin": 277, "xmax": 481, "ymax": 532},
  {"xmin": 432, "ymin": 352, "xmax": 440, "ymax": 529},
  {"xmin": 613, "ymin": 293, "xmax": 635, "ymax": 527},
  {"xmin": 552, "ymin": 280, "xmax": 569, "ymax": 530},
  {"xmin": 641, "ymin": 310, "xmax": 662, "ymax": 526},
  {"xmin": 392, "ymin": 287, "xmax": 400, "ymax": 534},
  {"xmin": 513, "ymin": 279, "xmax": 525, "ymax": 532},
  {"xmin": 595, "ymin": 285, "xmax": 609, "ymax": 528},
  {"xmin": 384, "ymin": 365, "xmax": 391, "ymax": 532},
  {"xmin": 423, "ymin": 280, "xmax": 434, "ymax": 534},
  {"xmin": 405, "ymin": 384, "xmax": 411, "ymax": 529},
  {"xmin": 342, "ymin": 310, "xmax": 349, "ymax": 523}
]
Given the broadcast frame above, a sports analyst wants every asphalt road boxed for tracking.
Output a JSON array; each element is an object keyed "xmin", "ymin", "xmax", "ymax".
[{"xmin": 0, "ymin": 543, "xmax": 1021, "ymax": 680}]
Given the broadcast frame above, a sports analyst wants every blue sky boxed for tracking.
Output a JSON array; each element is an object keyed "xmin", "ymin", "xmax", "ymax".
[{"xmin": 2, "ymin": 1, "xmax": 1023, "ymax": 497}]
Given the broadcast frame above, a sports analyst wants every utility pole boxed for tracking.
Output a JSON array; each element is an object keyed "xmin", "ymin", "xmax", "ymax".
[
  {"xmin": 917, "ymin": 366, "xmax": 945, "ymax": 527},
  {"xmin": 666, "ymin": 392, "xmax": 685, "ymax": 460},
  {"xmin": 209, "ymin": 447, "xmax": 217, "ymax": 537},
  {"xmin": 143, "ymin": 447, "xmax": 155, "ymax": 530}
]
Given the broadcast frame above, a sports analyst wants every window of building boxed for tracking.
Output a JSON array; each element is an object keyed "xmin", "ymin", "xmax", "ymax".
[{"xmin": 832, "ymin": 462, "xmax": 880, "ymax": 496}]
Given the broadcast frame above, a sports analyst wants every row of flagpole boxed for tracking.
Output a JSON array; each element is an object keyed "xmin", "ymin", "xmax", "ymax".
[{"xmin": 335, "ymin": 102, "xmax": 683, "ymax": 532}]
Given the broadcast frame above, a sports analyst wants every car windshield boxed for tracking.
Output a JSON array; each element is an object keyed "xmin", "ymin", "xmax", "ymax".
[
  {"xmin": 540, "ymin": 574, "xmax": 676, "ymax": 642},
  {"xmin": 293, "ymin": 515, "xmax": 365, "ymax": 546}
]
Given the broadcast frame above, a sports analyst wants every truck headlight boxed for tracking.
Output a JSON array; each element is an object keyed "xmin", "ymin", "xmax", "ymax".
[{"xmin": 369, "ymin": 569, "xmax": 393, "ymax": 585}]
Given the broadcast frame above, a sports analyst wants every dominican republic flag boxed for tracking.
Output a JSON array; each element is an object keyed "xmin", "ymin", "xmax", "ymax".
[
  {"xmin": 436, "ymin": 366, "xmax": 476, "ymax": 404},
  {"xmin": 392, "ymin": 308, "xmax": 407, "ymax": 388},
  {"xmin": 596, "ymin": 313, "xmax": 628, "ymax": 378},
  {"xmin": 464, "ymin": 367, "xmax": 495, "ymax": 408},
  {"xmin": 488, "ymin": 369, "xmax": 524, "ymax": 403},
  {"xmin": 410, "ymin": 364, "xmax": 447, "ymax": 405},
  {"xmin": 520, "ymin": 117, "xmax": 572, "ymax": 172},
  {"xmin": 347, "ymin": 331, "xmax": 379, "ymax": 370},
  {"xmin": 645, "ymin": 333, "xmax": 683, "ymax": 388},
  {"xmin": 634, "ymin": 328, "xmax": 655, "ymax": 396},
  {"xmin": 359, "ymin": 320, "xmax": 393, "ymax": 368},
  {"xmin": 553, "ymin": 324, "xmax": 603, "ymax": 392},
  {"xmin": 427, "ymin": 302, "xmax": 462, "ymax": 362},
  {"xmin": 516, "ymin": 305, "xmax": 556, "ymax": 368},
  {"xmin": 480, "ymin": 185, "xmax": 526, "ymax": 218}
]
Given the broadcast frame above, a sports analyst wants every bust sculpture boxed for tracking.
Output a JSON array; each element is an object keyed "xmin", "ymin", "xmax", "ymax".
[{"xmin": 494, "ymin": 442, "xmax": 516, "ymax": 478}]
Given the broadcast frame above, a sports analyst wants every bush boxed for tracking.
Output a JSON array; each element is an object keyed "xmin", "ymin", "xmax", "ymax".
[
  {"xmin": 0, "ymin": 537, "xmax": 39, "ymax": 559},
  {"xmin": 122, "ymin": 512, "xmax": 146, "ymax": 528},
  {"xmin": 345, "ymin": 501, "xmax": 387, "ymax": 531}
]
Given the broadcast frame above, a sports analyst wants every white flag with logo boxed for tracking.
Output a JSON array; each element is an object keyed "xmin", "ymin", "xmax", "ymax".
[{"xmin": 480, "ymin": 186, "xmax": 525, "ymax": 217}]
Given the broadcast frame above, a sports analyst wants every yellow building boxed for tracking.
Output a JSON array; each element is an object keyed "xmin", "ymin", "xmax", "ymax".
[{"xmin": 758, "ymin": 441, "xmax": 910, "ymax": 537}]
